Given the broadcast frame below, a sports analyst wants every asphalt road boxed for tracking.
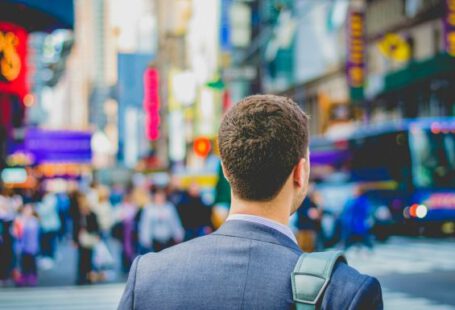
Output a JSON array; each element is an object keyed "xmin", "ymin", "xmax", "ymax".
[
  {"xmin": 379, "ymin": 270, "xmax": 455, "ymax": 306},
  {"xmin": 347, "ymin": 236, "xmax": 455, "ymax": 309}
]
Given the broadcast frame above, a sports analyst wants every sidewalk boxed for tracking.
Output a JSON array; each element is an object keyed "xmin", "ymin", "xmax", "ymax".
[{"xmin": 0, "ymin": 283, "xmax": 124, "ymax": 310}]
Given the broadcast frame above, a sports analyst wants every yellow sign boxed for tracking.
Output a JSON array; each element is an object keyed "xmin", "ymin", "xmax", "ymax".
[
  {"xmin": 177, "ymin": 174, "xmax": 218, "ymax": 189},
  {"xmin": 377, "ymin": 33, "xmax": 411, "ymax": 62},
  {"xmin": 0, "ymin": 31, "xmax": 21, "ymax": 81},
  {"xmin": 446, "ymin": 0, "xmax": 455, "ymax": 56},
  {"xmin": 347, "ymin": 11, "xmax": 365, "ymax": 88}
]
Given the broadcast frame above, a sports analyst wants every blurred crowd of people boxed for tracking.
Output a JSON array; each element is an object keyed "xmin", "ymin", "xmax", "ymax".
[
  {"xmin": 0, "ymin": 187, "xmax": 64, "ymax": 287},
  {"xmin": 294, "ymin": 184, "xmax": 377, "ymax": 254},
  {"xmin": 0, "ymin": 178, "xmax": 214, "ymax": 287},
  {"xmin": 0, "ymin": 177, "xmax": 379, "ymax": 288}
]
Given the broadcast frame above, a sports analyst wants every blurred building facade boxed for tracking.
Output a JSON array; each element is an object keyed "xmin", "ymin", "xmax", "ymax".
[
  {"xmin": 365, "ymin": 0, "xmax": 454, "ymax": 122},
  {"xmin": 151, "ymin": 0, "xmax": 222, "ymax": 174},
  {"xmin": 224, "ymin": 0, "xmax": 454, "ymax": 137},
  {"xmin": 2, "ymin": 0, "xmax": 453, "ymax": 177},
  {"xmin": 0, "ymin": 0, "xmax": 75, "ymax": 170}
]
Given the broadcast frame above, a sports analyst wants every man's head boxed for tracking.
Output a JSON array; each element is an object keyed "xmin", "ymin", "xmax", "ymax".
[{"xmin": 218, "ymin": 94, "xmax": 310, "ymax": 213}]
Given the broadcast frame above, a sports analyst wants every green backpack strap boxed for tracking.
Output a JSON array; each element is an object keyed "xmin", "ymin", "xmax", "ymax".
[{"xmin": 291, "ymin": 251, "xmax": 347, "ymax": 310}]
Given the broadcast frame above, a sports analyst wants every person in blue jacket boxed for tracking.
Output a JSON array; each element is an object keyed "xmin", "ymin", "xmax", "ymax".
[{"xmin": 119, "ymin": 95, "xmax": 383, "ymax": 309}]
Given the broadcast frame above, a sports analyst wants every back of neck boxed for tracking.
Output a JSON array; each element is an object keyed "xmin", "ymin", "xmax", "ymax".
[{"xmin": 229, "ymin": 195, "xmax": 291, "ymax": 226}]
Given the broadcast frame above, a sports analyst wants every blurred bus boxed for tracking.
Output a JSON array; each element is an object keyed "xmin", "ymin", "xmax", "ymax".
[{"xmin": 310, "ymin": 117, "xmax": 455, "ymax": 240}]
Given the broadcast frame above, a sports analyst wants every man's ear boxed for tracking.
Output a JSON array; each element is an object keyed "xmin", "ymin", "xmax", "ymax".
[{"xmin": 293, "ymin": 158, "xmax": 307, "ymax": 188}]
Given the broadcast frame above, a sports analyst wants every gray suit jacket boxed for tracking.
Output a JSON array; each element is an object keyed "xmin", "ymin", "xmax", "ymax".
[{"xmin": 118, "ymin": 220, "xmax": 383, "ymax": 309}]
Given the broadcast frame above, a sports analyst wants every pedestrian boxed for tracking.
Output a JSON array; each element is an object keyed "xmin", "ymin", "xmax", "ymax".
[
  {"xmin": 13, "ymin": 204, "xmax": 40, "ymax": 287},
  {"xmin": 0, "ymin": 188, "xmax": 17, "ymax": 286},
  {"xmin": 166, "ymin": 176, "xmax": 184, "ymax": 207},
  {"xmin": 138, "ymin": 187, "xmax": 184, "ymax": 253},
  {"xmin": 36, "ymin": 191, "xmax": 61, "ymax": 267},
  {"xmin": 92, "ymin": 185, "xmax": 113, "ymax": 240},
  {"xmin": 341, "ymin": 186, "xmax": 374, "ymax": 251},
  {"xmin": 109, "ymin": 183, "xmax": 124, "ymax": 207},
  {"xmin": 129, "ymin": 184, "xmax": 151, "ymax": 255},
  {"xmin": 295, "ymin": 189, "xmax": 322, "ymax": 252},
  {"xmin": 89, "ymin": 186, "xmax": 115, "ymax": 281},
  {"xmin": 114, "ymin": 192, "xmax": 138, "ymax": 273},
  {"xmin": 87, "ymin": 181, "xmax": 100, "ymax": 209},
  {"xmin": 56, "ymin": 191, "xmax": 70, "ymax": 241},
  {"xmin": 176, "ymin": 182, "xmax": 213, "ymax": 241},
  {"xmin": 118, "ymin": 95, "xmax": 383, "ymax": 309},
  {"xmin": 74, "ymin": 193, "xmax": 100, "ymax": 285},
  {"xmin": 21, "ymin": 188, "xmax": 40, "ymax": 205},
  {"xmin": 69, "ymin": 189, "xmax": 81, "ymax": 246}
]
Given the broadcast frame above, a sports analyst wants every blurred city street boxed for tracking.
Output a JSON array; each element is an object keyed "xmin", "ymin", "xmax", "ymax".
[
  {"xmin": 1, "ymin": 237, "xmax": 455, "ymax": 310},
  {"xmin": 348, "ymin": 237, "xmax": 455, "ymax": 310},
  {"xmin": 30, "ymin": 239, "xmax": 125, "ymax": 287},
  {"xmin": 1, "ymin": 0, "xmax": 454, "ymax": 309}
]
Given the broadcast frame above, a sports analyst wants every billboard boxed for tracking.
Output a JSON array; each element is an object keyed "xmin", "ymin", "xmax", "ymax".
[
  {"xmin": 0, "ymin": 22, "xmax": 28, "ymax": 98},
  {"xmin": 444, "ymin": 0, "xmax": 455, "ymax": 57},
  {"xmin": 117, "ymin": 53, "xmax": 153, "ymax": 163},
  {"xmin": 346, "ymin": 10, "xmax": 365, "ymax": 89},
  {"xmin": 10, "ymin": 128, "xmax": 92, "ymax": 164}
]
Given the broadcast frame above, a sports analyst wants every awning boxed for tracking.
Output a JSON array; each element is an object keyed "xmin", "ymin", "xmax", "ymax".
[
  {"xmin": 0, "ymin": 0, "xmax": 74, "ymax": 32},
  {"xmin": 382, "ymin": 53, "xmax": 455, "ymax": 95}
]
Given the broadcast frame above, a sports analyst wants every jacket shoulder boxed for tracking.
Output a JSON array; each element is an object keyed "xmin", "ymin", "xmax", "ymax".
[
  {"xmin": 123, "ymin": 233, "xmax": 302, "ymax": 309},
  {"xmin": 322, "ymin": 262, "xmax": 383, "ymax": 310}
]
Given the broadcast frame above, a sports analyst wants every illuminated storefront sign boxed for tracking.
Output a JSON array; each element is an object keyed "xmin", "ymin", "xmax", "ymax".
[
  {"xmin": 424, "ymin": 193, "xmax": 455, "ymax": 210},
  {"xmin": 346, "ymin": 10, "xmax": 365, "ymax": 90},
  {"xmin": 0, "ymin": 32, "xmax": 20, "ymax": 81},
  {"xmin": 377, "ymin": 33, "xmax": 411, "ymax": 62},
  {"xmin": 0, "ymin": 23, "xmax": 28, "ymax": 98},
  {"xmin": 143, "ymin": 68, "xmax": 160, "ymax": 141},
  {"xmin": 37, "ymin": 163, "xmax": 89, "ymax": 179},
  {"xmin": 9, "ymin": 128, "xmax": 92, "ymax": 164},
  {"xmin": 193, "ymin": 136, "xmax": 211, "ymax": 158},
  {"xmin": 444, "ymin": 0, "xmax": 455, "ymax": 57}
]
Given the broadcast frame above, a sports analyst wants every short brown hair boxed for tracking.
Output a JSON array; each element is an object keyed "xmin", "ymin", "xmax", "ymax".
[{"xmin": 218, "ymin": 94, "xmax": 309, "ymax": 201}]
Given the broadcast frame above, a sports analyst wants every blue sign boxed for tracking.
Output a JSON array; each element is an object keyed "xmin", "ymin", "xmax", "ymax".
[{"xmin": 10, "ymin": 128, "xmax": 92, "ymax": 164}]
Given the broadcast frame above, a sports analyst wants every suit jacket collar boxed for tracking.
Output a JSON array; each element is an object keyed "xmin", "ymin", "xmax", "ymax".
[{"xmin": 213, "ymin": 219, "xmax": 302, "ymax": 253}]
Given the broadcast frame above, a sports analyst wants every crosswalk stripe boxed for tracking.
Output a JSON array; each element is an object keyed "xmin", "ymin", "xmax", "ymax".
[
  {"xmin": 383, "ymin": 289, "xmax": 455, "ymax": 310},
  {"xmin": 345, "ymin": 238, "xmax": 455, "ymax": 309},
  {"xmin": 345, "ymin": 237, "xmax": 455, "ymax": 276},
  {"xmin": 0, "ymin": 284, "xmax": 125, "ymax": 310}
]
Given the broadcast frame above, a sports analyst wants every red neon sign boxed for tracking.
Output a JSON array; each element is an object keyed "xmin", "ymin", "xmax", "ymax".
[
  {"xmin": 193, "ymin": 137, "xmax": 211, "ymax": 157},
  {"xmin": 143, "ymin": 68, "xmax": 160, "ymax": 141},
  {"xmin": 0, "ymin": 23, "xmax": 28, "ymax": 99}
]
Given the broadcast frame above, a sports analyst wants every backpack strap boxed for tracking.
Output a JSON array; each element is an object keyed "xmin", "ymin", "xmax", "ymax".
[{"xmin": 291, "ymin": 251, "xmax": 347, "ymax": 310}]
